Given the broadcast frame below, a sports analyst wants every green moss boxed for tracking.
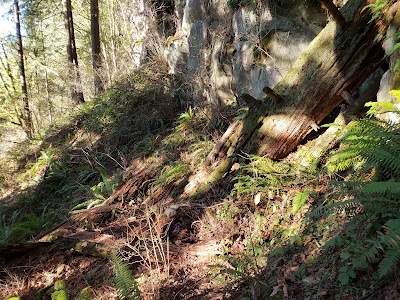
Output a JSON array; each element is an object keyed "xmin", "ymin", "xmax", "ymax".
[
  {"xmin": 208, "ymin": 158, "xmax": 232, "ymax": 184},
  {"xmin": 54, "ymin": 280, "xmax": 66, "ymax": 291}
]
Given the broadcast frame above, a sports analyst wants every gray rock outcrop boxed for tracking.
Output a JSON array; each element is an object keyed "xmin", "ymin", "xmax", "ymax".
[{"xmin": 164, "ymin": 1, "xmax": 328, "ymax": 107}]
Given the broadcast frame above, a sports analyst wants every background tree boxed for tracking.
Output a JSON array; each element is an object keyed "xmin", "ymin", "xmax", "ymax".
[
  {"xmin": 62, "ymin": 0, "xmax": 84, "ymax": 104},
  {"xmin": 90, "ymin": 0, "xmax": 103, "ymax": 95},
  {"xmin": 13, "ymin": 0, "xmax": 33, "ymax": 138}
]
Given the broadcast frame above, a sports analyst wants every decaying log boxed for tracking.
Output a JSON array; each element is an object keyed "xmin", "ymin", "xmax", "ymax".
[
  {"xmin": 182, "ymin": 0, "xmax": 387, "ymax": 198},
  {"xmin": 0, "ymin": 242, "xmax": 52, "ymax": 260},
  {"xmin": 0, "ymin": 232, "xmax": 114, "ymax": 261},
  {"xmin": 288, "ymin": 72, "xmax": 383, "ymax": 167}
]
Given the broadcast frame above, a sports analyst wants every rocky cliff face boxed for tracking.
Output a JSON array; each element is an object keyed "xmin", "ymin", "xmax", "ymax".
[
  {"xmin": 163, "ymin": 0, "xmax": 329, "ymax": 107},
  {"xmin": 377, "ymin": 4, "xmax": 400, "ymax": 123}
]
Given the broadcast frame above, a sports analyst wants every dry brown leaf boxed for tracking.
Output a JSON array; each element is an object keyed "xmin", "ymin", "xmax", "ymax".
[
  {"xmin": 270, "ymin": 285, "xmax": 281, "ymax": 296},
  {"xmin": 302, "ymin": 276, "xmax": 320, "ymax": 284},
  {"xmin": 230, "ymin": 162, "xmax": 240, "ymax": 172},
  {"xmin": 283, "ymin": 284, "xmax": 289, "ymax": 297},
  {"xmin": 283, "ymin": 265, "xmax": 299, "ymax": 279}
]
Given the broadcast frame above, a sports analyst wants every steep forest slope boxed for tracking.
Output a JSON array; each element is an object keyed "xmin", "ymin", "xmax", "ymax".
[{"xmin": 0, "ymin": 0, "xmax": 400, "ymax": 300}]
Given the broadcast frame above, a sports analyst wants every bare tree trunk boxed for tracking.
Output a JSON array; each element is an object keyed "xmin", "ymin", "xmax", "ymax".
[
  {"xmin": 39, "ymin": 12, "xmax": 53, "ymax": 123},
  {"xmin": 0, "ymin": 54, "xmax": 11, "ymax": 95},
  {"xmin": 0, "ymin": 42, "xmax": 17, "ymax": 95},
  {"xmin": 182, "ymin": 0, "xmax": 387, "ymax": 198},
  {"xmin": 91, "ymin": 0, "xmax": 104, "ymax": 95},
  {"xmin": 62, "ymin": 0, "xmax": 85, "ymax": 104},
  {"xmin": 14, "ymin": 0, "xmax": 34, "ymax": 138},
  {"xmin": 108, "ymin": 0, "xmax": 118, "ymax": 76}
]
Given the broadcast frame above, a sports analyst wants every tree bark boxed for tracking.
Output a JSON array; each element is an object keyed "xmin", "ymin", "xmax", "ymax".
[
  {"xmin": 14, "ymin": 0, "xmax": 34, "ymax": 138},
  {"xmin": 90, "ymin": 0, "xmax": 104, "ymax": 95},
  {"xmin": 182, "ymin": 0, "xmax": 387, "ymax": 198},
  {"xmin": 62, "ymin": 0, "xmax": 85, "ymax": 104}
]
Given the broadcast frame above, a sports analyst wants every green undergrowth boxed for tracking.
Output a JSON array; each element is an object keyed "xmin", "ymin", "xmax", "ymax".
[
  {"xmin": 0, "ymin": 62, "xmax": 180, "ymax": 245},
  {"xmin": 210, "ymin": 95, "xmax": 400, "ymax": 299},
  {"xmin": 0, "ymin": 60, "xmax": 230, "ymax": 249}
]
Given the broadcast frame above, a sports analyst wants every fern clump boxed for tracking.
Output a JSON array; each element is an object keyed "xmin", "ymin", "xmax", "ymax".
[
  {"xmin": 327, "ymin": 118, "xmax": 400, "ymax": 176},
  {"xmin": 232, "ymin": 154, "xmax": 311, "ymax": 197},
  {"xmin": 111, "ymin": 254, "xmax": 141, "ymax": 300},
  {"xmin": 324, "ymin": 97, "xmax": 400, "ymax": 283}
]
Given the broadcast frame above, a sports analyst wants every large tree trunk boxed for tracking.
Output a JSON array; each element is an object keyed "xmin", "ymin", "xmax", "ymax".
[
  {"xmin": 90, "ymin": 0, "xmax": 104, "ymax": 95},
  {"xmin": 14, "ymin": 0, "xmax": 34, "ymax": 138},
  {"xmin": 182, "ymin": 0, "xmax": 387, "ymax": 198},
  {"xmin": 62, "ymin": 0, "xmax": 85, "ymax": 104}
]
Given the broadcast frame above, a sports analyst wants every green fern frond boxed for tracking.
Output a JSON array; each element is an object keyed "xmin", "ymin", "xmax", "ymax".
[
  {"xmin": 111, "ymin": 254, "xmax": 141, "ymax": 300},
  {"xmin": 151, "ymin": 162, "xmax": 190, "ymax": 191},
  {"xmin": 362, "ymin": 0, "xmax": 388, "ymax": 22},
  {"xmin": 327, "ymin": 149, "xmax": 364, "ymax": 172},
  {"xmin": 366, "ymin": 101, "xmax": 400, "ymax": 117},
  {"xmin": 325, "ymin": 100, "xmax": 400, "ymax": 284},
  {"xmin": 359, "ymin": 182, "xmax": 400, "ymax": 196},
  {"xmin": 359, "ymin": 219, "xmax": 400, "ymax": 278},
  {"xmin": 176, "ymin": 107, "xmax": 195, "ymax": 132},
  {"xmin": 231, "ymin": 154, "xmax": 308, "ymax": 197},
  {"xmin": 328, "ymin": 116, "xmax": 400, "ymax": 176},
  {"xmin": 378, "ymin": 248, "xmax": 400, "ymax": 277}
]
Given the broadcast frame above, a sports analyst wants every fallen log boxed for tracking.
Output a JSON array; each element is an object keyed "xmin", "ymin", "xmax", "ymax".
[{"xmin": 182, "ymin": 0, "xmax": 388, "ymax": 198}]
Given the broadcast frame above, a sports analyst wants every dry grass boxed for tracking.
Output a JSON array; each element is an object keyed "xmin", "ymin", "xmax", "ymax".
[{"xmin": 120, "ymin": 206, "xmax": 171, "ymax": 299}]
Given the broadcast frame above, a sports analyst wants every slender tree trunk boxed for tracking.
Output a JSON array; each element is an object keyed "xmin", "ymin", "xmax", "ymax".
[
  {"xmin": 62, "ymin": 0, "xmax": 85, "ymax": 104},
  {"xmin": 107, "ymin": 0, "xmax": 117, "ymax": 76},
  {"xmin": 14, "ymin": 0, "xmax": 34, "ymax": 138},
  {"xmin": 0, "ymin": 54, "xmax": 11, "ymax": 94},
  {"xmin": 0, "ymin": 42, "xmax": 17, "ymax": 95},
  {"xmin": 182, "ymin": 0, "xmax": 388, "ymax": 198},
  {"xmin": 91, "ymin": 0, "xmax": 104, "ymax": 95},
  {"xmin": 0, "ymin": 42, "xmax": 22, "ymax": 125},
  {"xmin": 0, "ymin": 69, "xmax": 10, "ymax": 94},
  {"xmin": 38, "ymin": 12, "xmax": 53, "ymax": 123}
]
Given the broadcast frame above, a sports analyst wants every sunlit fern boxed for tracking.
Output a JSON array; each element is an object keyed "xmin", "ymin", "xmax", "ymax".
[
  {"xmin": 327, "ymin": 118, "xmax": 400, "ymax": 176},
  {"xmin": 151, "ymin": 162, "xmax": 189, "ymax": 191},
  {"xmin": 176, "ymin": 107, "xmax": 195, "ymax": 132},
  {"xmin": 231, "ymin": 154, "xmax": 310, "ymax": 197},
  {"xmin": 111, "ymin": 254, "xmax": 141, "ymax": 300}
]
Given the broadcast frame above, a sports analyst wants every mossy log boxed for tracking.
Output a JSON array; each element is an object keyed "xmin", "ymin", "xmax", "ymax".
[{"xmin": 183, "ymin": 0, "xmax": 387, "ymax": 198}]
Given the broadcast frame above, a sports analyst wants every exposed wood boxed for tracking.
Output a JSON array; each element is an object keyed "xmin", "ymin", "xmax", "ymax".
[
  {"xmin": 288, "ymin": 73, "xmax": 382, "ymax": 167},
  {"xmin": 263, "ymin": 86, "xmax": 285, "ymax": 103},
  {"xmin": 183, "ymin": 0, "xmax": 387, "ymax": 198},
  {"xmin": 245, "ymin": 2, "xmax": 386, "ymax": 159}
]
